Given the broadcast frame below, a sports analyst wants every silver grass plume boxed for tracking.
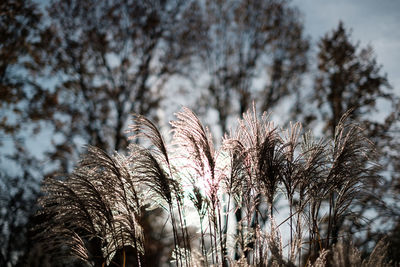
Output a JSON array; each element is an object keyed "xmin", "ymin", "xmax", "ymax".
[
  {"xmin": 128, "ymin": 144, "xmax": 174, "ymax": 205},
  {"xmin": 281, "ymin": 122, "xmax": 303, "ymax": 199},
  {"xmin": 326, "ymin": 238, "xmax": 389, "ymax": 267},
  {"xmin": 310, "ymin": 239, "xmax": 390, "ymax": 267},
  {"xmin": 38, "ymin": 146, "xmax": 145, "ymax": 266},
  {"xmin": 235, "ymin": 105, "xmax": 283, "ymax": 214},
  {"xmin": 299, "ymin": 131, "xmax": 327, "ymax": 202},
  {"xmin": 128, "ymin": 114, "xmax": 171, "ymax": 167},
  {"xmin": 222, "ymin": 133, "xmax": 250, "ymax": 206},
  {"xmin": 171, "ymin": 107, "xmax": 224, "ymax": 266},
  {"xmin": 127, "ymin": 114, "xmax": 182, "ymax": 212},
  {"xmin": 280, "ymin": 122, "xmax": 304, "ymax": 262},
  {"xmin": 223, "ymin": 105, "xmax": 287, "ymax": 265},
  {"xmin": 35, "ymin": 225, "xmax": 90, "ymax": 264},
  {"xmin": 127, "ymin": 113, "xmax": 191, "ymax": 267},
  {"xmin": 171, "ymin": 107, "xmax": 216, "ymax": 187},
  {"xmin": 325, "ymin": 111, "xmax": 380, "ymax": 247},
  {"xmin": 78, "ymin": 146, "xmax": 145, "ymax": 265},
  {"xmin": 329, "ymin": 112, "xmax": 379, "ymax": 217}
]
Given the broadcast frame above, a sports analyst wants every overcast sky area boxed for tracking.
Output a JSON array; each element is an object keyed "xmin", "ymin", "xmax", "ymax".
[{"xmin": 292, "ymin": 0, "xmax": 400, "ymax": 96}]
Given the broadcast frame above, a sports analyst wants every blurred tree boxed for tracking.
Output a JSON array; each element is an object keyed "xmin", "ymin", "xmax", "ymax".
[
  {"xmin": 0, "ymin": 1, "xmax": 42, "ymax": 265},
  {"xmin": 312, "ymin": 21, "xmax": 392, "ymax": 137},
  {"xmin": 193, "ymin": 0, "xmax": 309, "ymax": 134},
  {"xmin": 0, "ymin": 0, "xmax": 40, "ymax": 107},
  {"xmin": 27, "ymin": 0, "xmax": 203, "ymax": 173},
  {"xmin": 0, "ymin": 172, "xmax": 38, "ymax": 266}
]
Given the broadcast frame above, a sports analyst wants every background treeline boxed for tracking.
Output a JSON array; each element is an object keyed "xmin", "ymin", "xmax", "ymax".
[{"xmin": 0, "ymin": 0, "xmax": 399, "ymax": 266}]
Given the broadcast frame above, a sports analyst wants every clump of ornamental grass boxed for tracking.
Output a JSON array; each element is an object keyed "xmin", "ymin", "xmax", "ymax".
[{"xmin": 36, "ymin": 106, "xmax": 388, "ymax": 266}]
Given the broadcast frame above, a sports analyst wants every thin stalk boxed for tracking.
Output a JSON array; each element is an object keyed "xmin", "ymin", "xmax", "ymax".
[
  {"xmin": 222, "ymin": 193, "xmax": 231, "ymax": 263},
  {"xmin": 234, "ymin": 202, "xmax": 243, "ymax": 261},
  {"xmin": 316, "ymin": 200, "xmax": 323, "ymax": 251},
  {"xmin": 199, "ymin": 218, "xmax": 208, "ymax": 266},
  {"xmin": 312, "ymin": 202, "xmax": 318, "ymax": 256},
  {"xmin": 130, "ymin": 219, "xmax": 141, "ymax": 267},
  {"xmin": 326, "ymin": 192, "xmax": 333, "ymax": 248},
  {"xmin": 168, "ymin": 164, "xmax": 190, "ymax": 266},
  {"xmin": 289, "ymin": 195, "xmax": 293, "ymax": 259},
  {"xmin": 297, "ymin": 197, "xmax": 303, "ymax": 267},
  {"xmin": 118, "ymin": 182, "xmax": 141, "ymax": 267},
  {"xmin": 258, "ymin": 225, "xmax": 263, "ymax": 266},
  {"xmin": 217, "ymin": 202, "xmax": 226, "ymax": 267},
  {"xmin": 207, "ymin": 209, "xmax": 215, "ymax": 265},
  {"xmin": 308, "ymin": 202, "xmax": 313, "ymax": 258},
  {"xmin": 269, "ymin": 201, "xmax": 274, "ymax": 227},
  {"xmin": 238, "ymin": 211, "xmax": 245, "ymax": 262},
  {"xmin": 212, "ymin": 206, "xmax": 219, "ymax": 265},
  {"xmin": 253, "ymin": 212, "xmax": 260, "ymax": 266},
  {"xmin": 123, "ymin": 248, "xmax": 126, "ymax": 267},
  {"xmin": 176, "ymin": 199, "xmax": 191, "ymax": 266},
  {"xmin": 170, "ymin": 204, "xmax": 182, "ymax": 267}
]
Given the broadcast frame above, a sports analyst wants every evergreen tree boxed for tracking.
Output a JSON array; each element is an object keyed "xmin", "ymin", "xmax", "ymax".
[{"xmin": 313, "ymin": 21, "xmax": 392, "ymax": 136}]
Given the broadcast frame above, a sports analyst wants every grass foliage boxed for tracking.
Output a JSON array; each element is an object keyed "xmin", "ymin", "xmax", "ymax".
[{"xmin": 36, "ymin": 106, "xmax": 389, "ymax": 266}]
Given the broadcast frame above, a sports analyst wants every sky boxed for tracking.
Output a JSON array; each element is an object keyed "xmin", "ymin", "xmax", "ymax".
[{"xmin": 292, "ymin": 0, "xmax": 400, "ymax": 96}]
